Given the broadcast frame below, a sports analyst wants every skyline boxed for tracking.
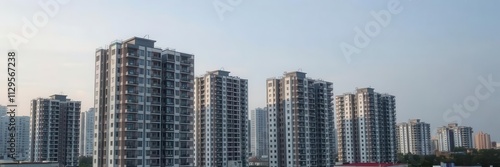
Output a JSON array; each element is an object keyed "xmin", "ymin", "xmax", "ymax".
[{"xmin": 1, "ymin": 0, "xmax": 499, "ymax": 142}]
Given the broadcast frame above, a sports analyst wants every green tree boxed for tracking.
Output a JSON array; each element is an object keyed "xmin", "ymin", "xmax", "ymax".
[
  {"xmin": 79, "ymin": 156, "xmax": 92, "ymax": 167},
  {"xmin": 472, "ymin": 149, "xmax": 500, "ymax": 167}
]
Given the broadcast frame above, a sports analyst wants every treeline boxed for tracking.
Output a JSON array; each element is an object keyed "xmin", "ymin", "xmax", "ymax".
[{"xmin": 398, "ymin": 148, "xmax": 500, "ymax": 167}]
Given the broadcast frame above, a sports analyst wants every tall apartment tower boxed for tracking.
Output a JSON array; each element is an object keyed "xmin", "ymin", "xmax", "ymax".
[
  {"xmin": 267, "ymin": 71, "xmax": 336, "ymax": 167},
  {"xmin": 29, "ymin": 94, "xmax": 81, "ymax": 167},
  {"xmin": 250, "ymin": 107, "xmax": 268, "ymax": 158},
  {"xmin": 79, "ymin": 108, "xmax": 95, "ymax": 157},
  {"xmin": 474, "ymin": 131, "xmax": 492, "ymax": 150},
  {"xmin": 336, "ymin": 88, "xmax": 397, "ymax": 163},
  {"xmin": 396, "ymin": 119, "xmax": 431, "ymax": 155},
  {"xmin": 193, "ymin": 70, "xmax": 249, "ymax": 167},
  {"xmin": 437, "ymin": 123, "xmax": 473, "ymax": 152},
  {"xmin": 94, "ymin": 37, "xmax": 194, "ymax": 167},
  {"xmin": 0, "ymin": 116, "xmax": 30, "ymax": 159}
]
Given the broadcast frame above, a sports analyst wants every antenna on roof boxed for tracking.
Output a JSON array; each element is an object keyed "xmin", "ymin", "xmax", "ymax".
[
  {"xmin": 298, "ymin": 68, "xmax": 302, "ymax": 72},
  {"xmin": 144, "ymin": 35, "xmax": 149, "ymax": 39}
]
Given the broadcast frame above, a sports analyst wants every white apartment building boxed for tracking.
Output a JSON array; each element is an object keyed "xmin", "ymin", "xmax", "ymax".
[
  {"xmin": 250, "ymin": 107, "xmax": 268, "ymax": 158},
  {"xmin": 336, "ymin": 88, "xmax": 397, "ymax": 163},
  {"xmin": 194, "ymin": 70, "xmax": 249, "ymax": 167},
  {"xmin": 267, "ymin": 71, "xmax": 336, "ymax": 167},
  {"xmin": 29, "ymin": 95, "xmax": 81, "ymax": 167},
  {"xmin": 437, "ymin": 123, "xmax": 473, "ymax": 152},
  {"xmin": 79, "ymin": 108, "xmax": 95, "ymax": 157},
  {"xmin": 93, "ymin": 37, "xmax": 194, "ymax": 167},
  {"xmin": 396, "ymin": 119, "xmax": 432, "ymax": 155}
]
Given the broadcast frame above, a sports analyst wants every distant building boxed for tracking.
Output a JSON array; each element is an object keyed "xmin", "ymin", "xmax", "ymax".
[
  {"xmin": 250, "ymin": 107, "xmax": 268, "ymax": 158},
  {"xmin": 267, "ymin": 71, "xmax": 336, "ymax": 167},
  {"xmin": 29, "ymin": 94, "xmax": 81, "ymax": 167},
  {"xmin": 396, "ymin": 119, "xmax": 432, "ymax": 155},
  {"xmin": 0, "ymin": 116, "xmax": 30, "ymax": 159},
  {"xmin": 492, "ymin": 141, "xmax": 497, "ymax": 148},
  {"xmin": 431, "ymin": 137, "xmax": 439, "ymax": 154},
  {"xmin": 437, "ymin": 123, "xmax": 473, "ymax": 152},
  {"xmin": 79, "ymin": 108, "xmax": 95, "ymax": 157},
  {"xmin": 336, "ymin": 88, "xmax": 397, "ymax": 163},
  {"xmin": 474, "ymin": 131, "xmax": 492, "ymax": 150}
]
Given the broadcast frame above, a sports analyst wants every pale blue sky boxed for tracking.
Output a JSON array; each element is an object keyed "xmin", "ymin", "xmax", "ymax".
[{"xmin": 1, "ymin": 0, "xmax": 499, "ymax": 141}]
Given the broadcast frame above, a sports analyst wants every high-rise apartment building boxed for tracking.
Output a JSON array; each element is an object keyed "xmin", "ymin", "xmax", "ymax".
[
  {"xmin": 267, "ymin": 71, "xmax": 336, "ymax": 167},
  {"xmin": 93, "ymin": 37, "xmax": 195, "ymax": 167},
  {"xmin": 474, "ymin": 131, "xmax": 492, "ymax": 150},
  {"xmin": 431, "ymin": 137, "xmax": 439, "ymax": 154},
  {"xmin": 250, "ymin": 107, "xmax": 268, "ymax": 158},
  {"xmin": 79, "ymin": 108, "xmax": 95, "ymax": 157},
  {"xmin": 437, "ymin": 123, "xmax": 473, "ymax": 152},
  {"xmin": 336, "ymin": 88, "xmax": 397, "ymax": 163},
  {"xmin": 0, "ymin": 116, "xmax": 30, "ymax": 159},
  {"xmin": 193, "ymin": 70, "xmax": 249, "ymax": 167},
  {"xmin": 29, "ymin": 95, "xmax": 81, "ymax": 167},
  {"xmin": 396, "ymin": 119, "xmax": 431, "ymax": 155}
]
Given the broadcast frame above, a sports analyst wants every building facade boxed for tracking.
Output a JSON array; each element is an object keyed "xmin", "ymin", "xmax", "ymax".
[
  {"xmin": 29, "ymin": 95, "xmax": 81, "ymax": 167},
  {"xmin": 336, "ymin": 88, "xmax": 397, "ymax": 163},
  {"xmin": 194, "ymin": 70, "xmax": 249, "ymax": 167},
  {"xmin": 396, "ymin": 119, "xmax": 432, "ymax": 155},
  {"xmin": 250, "ymin": 107, "xmax": 268, "ymax": 158},
  {"xmin": 0, "ymin": 116, "xmax": 30, "ymax": 159},
  {"xmin": 474, "ymin": 131, "xmax": 492, "ymax": 150},
  {"xmin": 79, "ymin": 108, "xmax": 95, "ymax": 157},
  {"xmin": 267, "ymin": 71, "xmax": 336, "ymax": 167},
  {"xmin": 0, "ymin": 106, "xmax": 5, "ymax": 117},
  {"xmin": 437, "ymin": 123, "xmax": 473, "ymax": 152},
  {"xmin": 93, "ymin": 37, "xmax": 194, "ymax": 167}
]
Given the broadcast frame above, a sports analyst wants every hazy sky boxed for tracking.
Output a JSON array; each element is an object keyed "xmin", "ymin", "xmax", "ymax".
[{"xmin": 1, "ymin": 0, "xmax": 499, "ymax": 141}]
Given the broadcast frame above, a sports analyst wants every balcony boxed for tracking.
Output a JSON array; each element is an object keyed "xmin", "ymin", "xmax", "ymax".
[
  {"xmin": 125, "ymin": 109, "xmax": 137, "ymax": 113},
  {"xmin": 126, "ymin": 99, "xmax": 138, "ymax": 103},
  {"xmin": 181, "ymin": 60, "xmax": 191, "ymax": 64},
  {"xmin": 151, "ymin": 92, "xmax": 161, "ymax": 96},
  {"xmin": 126, "ymin": 80, "xmax": 138, "ymax": 85},
  {"xmin": 151, "ymin": 74, "xmax": 161, "ymax": 78},
  {"xmin": 152, "ymin": 65, "xmax": 162, "ymax": 70},
  {"xmin": 126, "ymin": 62, "xmax": 139, "ymax": 67},
  {"xmin": 152, "ymin": 54, "xmax": 161, "ymax": 60},
  {"xmin": 126, "ymin": 53, "xmax": 138, "ymax": 57},
  {"xmin": 126, "ymin": 90, "xmax": 138, "ymax": 94},
  {"xmin": 165, "ymin": 66, "xmax": 175, "ymax": 71},
  {"xmin": 151, "ymin": 83, "xmax": 161, "ymax": 87}
]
